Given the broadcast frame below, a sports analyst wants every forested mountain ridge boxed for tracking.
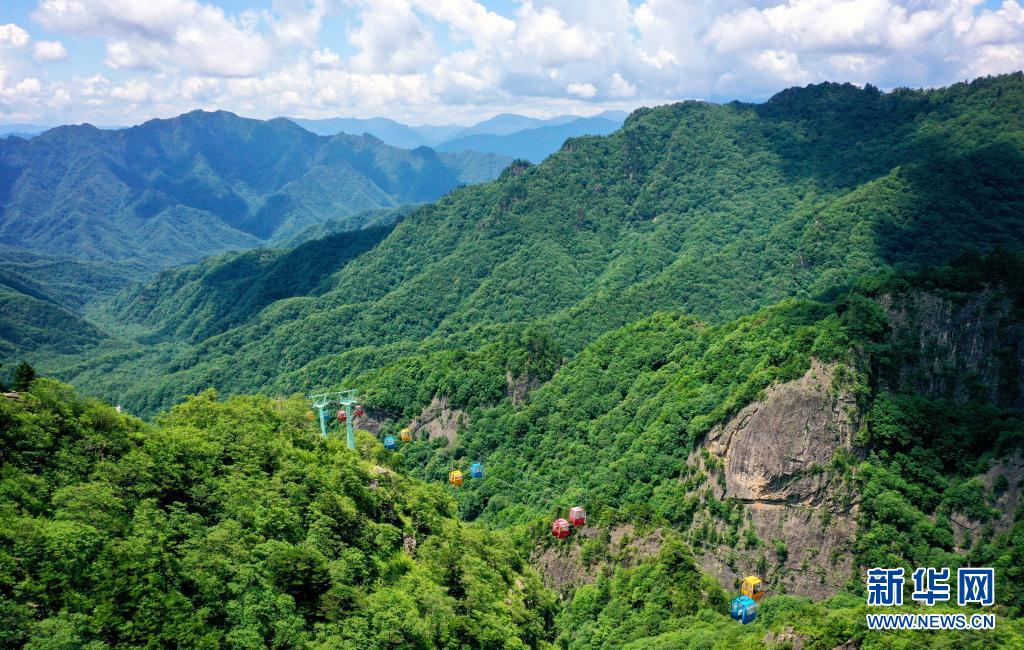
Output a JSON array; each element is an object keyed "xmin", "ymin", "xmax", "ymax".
[
  {"xmin": 93, "ymin": 225, "xmax": 398, "ymax": 344},
  {"xmin": 59, "ymin": 74, "xmax": 1024, "ymax": 415},
  {"xmin": 0, "ymin": 110, "xmax": 510, "ymax": 267}
]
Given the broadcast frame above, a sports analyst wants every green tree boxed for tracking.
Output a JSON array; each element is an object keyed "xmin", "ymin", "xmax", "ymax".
[{"xmin": 12, "ymin": 361, "xmax": 35, "ymax": 391}]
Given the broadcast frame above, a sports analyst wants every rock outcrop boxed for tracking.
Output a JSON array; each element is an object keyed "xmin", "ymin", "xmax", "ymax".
[
  {"xmin": 951, "ymin": 451, "xmax": 1024, "ymax": 549},
  {"xmin": 684, "ymin": 359, "xmax": 859, "ymax": 599},
  {"xmin": 409, "ymin": 395, "xmax": 468, "ymax": 446},
  {"xmin": 880, "ymin": 289, "xmax": 1024, "ymax": 409},
  {"xmin": 531, "ymin": 525, "xmax": 665, "ymax": 595}
]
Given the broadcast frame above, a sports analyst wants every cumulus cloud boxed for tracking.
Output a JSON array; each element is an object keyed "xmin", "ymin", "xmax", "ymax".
[
  {"xmin": 0, "ymin": 23, "xmax": 30, "ymax": 48},
  {"xmin": 348, "ymin": 0, "xmax": 439, "ymax": 74},
  {"xmin": 311, "ymin": 47, "xmax": 341, "ymax": 68},
  {"xmin": 33, "ymin": 40, "xmax": 68, "ymax": 62},
  {"xmin": 2, "ymin": 1, "xmax": 1023, "ymax": 125},
  {"xmin": 567, "ymin": 81, "xmax": 597, "ymax": 98},
  {"xmin": 34, "ymin": 0, "xmax": 273, "ymax": 76}
]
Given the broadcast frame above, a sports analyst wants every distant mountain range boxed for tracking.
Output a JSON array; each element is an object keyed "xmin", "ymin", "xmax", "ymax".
[
  {"xmin": 435, "ymin": 116, "xmax": 622, "ymax": 162},
  {"xmin": 1, "ymin": 109, "xmax": 629, "ymax": 164},
  {"xmin": 288, "ymin": 110, "xmax": 628, "ymax": 161},
  {"xmin": 0, "ymin": 109, "xmax": 512, "ymax": 354},
  {"xmin": 0, "ymin": 110, "xmax": 509, "ymax": 269}
]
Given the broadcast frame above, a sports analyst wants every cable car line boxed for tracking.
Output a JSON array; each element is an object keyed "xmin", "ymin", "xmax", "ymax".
[{"xmin": 315, "ymin": 395, "xmax": 998, "ymax": 643}]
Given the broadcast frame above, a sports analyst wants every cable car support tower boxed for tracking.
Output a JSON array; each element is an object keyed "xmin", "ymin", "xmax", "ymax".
[{"xmin": 309, "ymin": 389, "xmax": 360, "ymax": 449}]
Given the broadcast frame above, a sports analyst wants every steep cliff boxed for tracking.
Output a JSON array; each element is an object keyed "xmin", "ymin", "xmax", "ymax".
[
  {"xmin": 684, "ymin": 360, "xmax": 859, "ymax": 598},
  {"xmin": 880, "ymin": 288, "xmax": 1024, "ymax": 409}
]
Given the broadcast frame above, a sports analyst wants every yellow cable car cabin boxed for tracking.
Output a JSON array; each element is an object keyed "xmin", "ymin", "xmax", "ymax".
[
  {"xmin": 741, "ymin": 576, "xmax": 766, "ymax": 603},
  {"xmin": 400, "ymin": 427, "xmax": 413, "ymax": 443},
  {"xmin": 448, "ymin": 470, "xmax": 464, "ymax": 487}
]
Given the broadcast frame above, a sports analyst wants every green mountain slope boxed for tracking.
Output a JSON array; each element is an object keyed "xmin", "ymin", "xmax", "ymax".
[
  {"xmin": 0, "ymin": 282, "xmax": 106, "ymax": 358},
  {"xmin": 93, "ymin": 225, "xmax": 397, "ymax": 344},
  {"xmin": 60, "ymin": 75, "xmax": 1024, "ymax": 414},
  {"xmin": 0, "ymin": 382, "xmax": 559, "ymax": 648},
  {"xmin": 5, "ymin": 268, "xmax": 1023, "ymax": 648},
  {"xmin": 0, "ymin": 110, "xmax": 510, "ymax": 267}
]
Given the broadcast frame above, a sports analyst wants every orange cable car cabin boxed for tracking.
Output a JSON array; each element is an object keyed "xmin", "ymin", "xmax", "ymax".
[{"xmin": 448, "ymin": 470, "xmax": 464, "ymax": 487}]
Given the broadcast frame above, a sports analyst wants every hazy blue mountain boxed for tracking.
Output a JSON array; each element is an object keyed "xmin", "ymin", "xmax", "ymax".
[
  {"xmin": 0, "ymin": 123, "xmax": 51, "ymax": 138},
  {"xmin": 408, "ymin": 122, "xmax": 465, "ymax": 143},
  {"xmin": 287, "ymin": 111, "xmax": 630, "ymax": 149},
  {"xmin": 288, "ymin": 116, "xmax": 432, "ymax": 148},
  {"xmin": 436, "ymin": 116, "xmax": 624, "ymax": 162},
  {"xmin": 455, "ymin": 112, "xmax": 578, "ymax": 136},
  {"xmin": 0, "ymin": 110, "xmax": 511, "ymax": 269}
]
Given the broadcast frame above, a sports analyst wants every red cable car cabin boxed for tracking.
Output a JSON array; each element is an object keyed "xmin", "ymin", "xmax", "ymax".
[
  {"xmin": 568, "ymin": 506, "xmax": 586, "ymax": 527},
  {"xmin": 551, "ymin": 518, "xmax": 571, "ymax": 539},
  {"xmin": 337, "ymin": 410, "xmax": 347, "ymax": 422},
  {"xmin": 355, "ymin": 405, "xmax": 365, "ymax": 417}
]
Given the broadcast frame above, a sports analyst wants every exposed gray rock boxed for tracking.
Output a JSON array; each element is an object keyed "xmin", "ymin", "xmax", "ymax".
[
  {"xmin": 880, "ymin": 289, "xmax": 1024, "ymax": 409},
  {"xmin": 409, "ymin": 395, "xmax": 468, "ymax": 447},
  {"xmin": 951, "ymin": 451, "xmax": 1024, "ymax": 549},
  {"xmin": 531, "ymin": 525, "xmax": 665, "ymax": 595},
  {"xmin": 686, "ymin": 360, "xmax": 859, "ymax": 599}
]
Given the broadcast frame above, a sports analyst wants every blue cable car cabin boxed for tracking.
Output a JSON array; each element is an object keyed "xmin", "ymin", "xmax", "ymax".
[
  {"xmin": 730, "ymin": 595, "xmax": 758, "ymax": 624},
  {"xmin": 469, "ymin": 463, "xmax": 484, "ymax": 479},
  {"xmin": 383, "ymin": 435, "xmax": 398, "ymax": 450}
]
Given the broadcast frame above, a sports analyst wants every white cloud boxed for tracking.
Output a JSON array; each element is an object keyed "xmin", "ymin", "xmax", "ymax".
[
  {"xmin": 348, "ymin": 0, "xmax": 439, "ymax": 74},
  {"xmin": 2, "ymin": 0, "xmax": 1023, "ymax": 125},
  {"xmin": 33, "ymin": 40, "xmax": 68, "ymax": 62},
  {"xmin": 609, "ymin": 72, "xmax": 637, "ymax": 98},
  {"xmin": 311, "ymin": 47, "xmax": 340, "ymax": 68},
  {"xmin": 963, "ymin": 0, "xmax": 1024, "ymax": 46},
  {"xmin": 567, "ymin": 81, "xmax": 597, "ymax": 98},
  {"xmin": 0, "ymin": 23, "xmax": 30, "ymax": 48},
  {"xmin": 414, "ymin": 0, "xmax": 515, "ymax": 48},
  {"xmin": 271, "ymin": 0, "xmax": 328, "ymax": 47},
  {"xmin": 515, "ymin": 2, "xmax": 603, "ymax": 66},
  {"xmin": 34, "ymin": 0, "xmax": 273, "ymax": 76}
]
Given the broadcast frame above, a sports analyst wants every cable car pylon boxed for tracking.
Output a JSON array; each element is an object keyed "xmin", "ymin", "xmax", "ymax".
[{"xmin": 309, "ymin": 389, "xmax": 361, "ymax": 449}]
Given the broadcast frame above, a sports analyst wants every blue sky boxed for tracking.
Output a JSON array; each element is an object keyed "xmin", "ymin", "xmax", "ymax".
[{"xmin": 0, "ymin": 1, "xmax": 1022, "ymax": 126}]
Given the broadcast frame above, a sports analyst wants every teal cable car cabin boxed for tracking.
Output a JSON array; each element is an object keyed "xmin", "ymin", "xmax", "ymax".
[{"xmin": 730, "ymin": 595, "xmax": 758, "ymax": 624}]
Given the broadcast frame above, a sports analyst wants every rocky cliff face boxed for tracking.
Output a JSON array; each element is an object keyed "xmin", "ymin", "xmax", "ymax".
[
  {"xmin": 531, "ymin": 525, "xmax": 666, "ymax": 595},
  {"xmin": 684, "ymin": 360, "xmax": 859, "ymax": 599},
  {"xmin": 951, "ymin": 451, "xmax": 1024, "ymax": 550},
  {"xmin": 880, "ymin": 289, "xmax": 1024, "ymax": 409},
  {"xmin": 410, "ymin": 395, "xmax": 468, "ymax": 446}
]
